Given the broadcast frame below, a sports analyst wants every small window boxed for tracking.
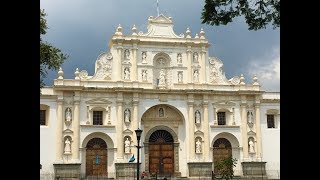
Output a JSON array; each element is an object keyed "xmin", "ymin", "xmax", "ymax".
[
  {"xmin": 267, "ymin": 114, "xmax": 275, "ymax": 128},
  {"xmin": 40, "ymin": 110, "xmax": 46, "ymax": 125},
  {"xmin": 93, "ymin": 111, "xmax": 103, "ymax": 125},
  {"xmin": 217, "ymin": 112, "xmax": 226, "ymax": 125}
]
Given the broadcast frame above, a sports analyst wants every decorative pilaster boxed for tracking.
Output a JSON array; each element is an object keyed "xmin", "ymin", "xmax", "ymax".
[
  {"xmin": 188, "ymin": 94, "xmax": 195, "ymax": 160},
  {"xmin": 240, "ymin": 103, "xmax": 249, "ymax": 159},
  {"xmin": 232, "ymin": 107, "xmax": 236, "ymax": 125},
  {"xmin": 187, "ymin": 47, "xmax": 192, "ymax": 83},
  {"xmin": 72, "ymin": 98, "xmax": 80, "ymax": 161},
  {"xmin": 116, "ymin": 93, "xmax": 124, "ymax": 159},
  {"xmin": 56, "ymin": 100, "xmax": 64, "ymax": 161},
  {"xmin": 131, "ymin": 44, "xmax": 138, "ymax": 81},
  {"xmin": 254, "ymin": 103, "xmax": 262, "ymax": 159},
  {"xmin": 132, "ymin": 93, "xmax": 139, "ymax": 156},
  {"xmin": 116, "ymin": 44, "xmax": 123, "ymax": 81},
  {"xmin": 202, "ymin": 95, "xmax": 209, "ymax": 158},
  {"xmin": 200, "ymin": 47, "xmax": 206, "ymax": 83}
]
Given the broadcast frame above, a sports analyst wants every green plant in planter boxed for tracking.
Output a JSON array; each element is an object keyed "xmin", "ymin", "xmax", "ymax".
[{"xmin": 215, "ymin": 155, "xmax": 237, "ymax": 180}]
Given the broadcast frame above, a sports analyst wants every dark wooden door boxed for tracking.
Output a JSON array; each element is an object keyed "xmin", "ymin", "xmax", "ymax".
[
  {"xmin": 149, "ymin": 130, "xmax": 174, "ymax": 176},
  {"xmin": 86, "ymin": 138, "xmax": 108, "ymax": 176},
  {"xmin": 213, "ymin": 138, "xmax": 232, "ymax": 174}
]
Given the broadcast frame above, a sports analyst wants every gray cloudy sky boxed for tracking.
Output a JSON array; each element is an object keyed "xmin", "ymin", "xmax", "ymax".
[{"xmin": 41, "ymin": 0, "xmax": 280, "ymax": 92}]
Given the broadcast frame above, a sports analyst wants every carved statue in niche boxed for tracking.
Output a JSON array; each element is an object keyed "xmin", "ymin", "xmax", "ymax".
[
  {"xmin": 196, "ymin": 139, "xmax": 202, "ymax": 153},
  {"xmin": 193, "ymin": 70, "xmax": 199, "ymax": 82},
  {"xmin": 247, "ymin": 111, "xmax": 253, "ymax": 124},
  {"xmin": 159, "ymin": 108, "xmax": 164, "ymax": 117},
  {"xmin": 193, "ymin": 52, "xmax": 198, "ymax": 63},
  {"xmin": 124, "ymin": 68, "xmax": 130, "ymax": 80},
  {"xmin": 124, "ymin": 137, "xmax": 131, "ymax": 153},
  {"xmin": 64, "ymin": 138, "xmax": 71, "ymax": 154},
  {"xmin": 158, "ymin": 69, "xmax": 166, "ymax": 86},
  {"xmin": 142, "ymin": 52, "xmax": 147, "ymax": 63},
  {"xmin": 249, "ymin": 139, "xmax": 255, "ymax": 153},
  {"xmin": 195, "ymin": 110, "xmax": 201, "ymax": 123},
  {"xmin": 142, "ymin": 70, "xmax": 147, "ymax": 81},
  {"xmin": 124, "ymin": 108, "xmax": 131, "ymax": 123},
  {"xmin": 177, "ymin": 53, "xmax": 182, "ymax": 64},
  {"xmin": 178, "ymin": 72, "xmax": 183, "ymax": 83},
  {"xmin": 124, "ymin": 49, "xmax": 130, "ymax": 60},
  {"xmin": 65, "ymin": 107, "xmax": 72, "ymax": 122}
]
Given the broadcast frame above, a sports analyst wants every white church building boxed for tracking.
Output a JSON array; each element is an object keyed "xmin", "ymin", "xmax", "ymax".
[{"xmin": 40, "ymin": 14, "xmax": 280, "ymax": 179}]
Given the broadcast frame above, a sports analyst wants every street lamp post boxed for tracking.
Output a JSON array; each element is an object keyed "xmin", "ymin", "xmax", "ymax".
[{"xmin": 135, "ymin": 128, "xmax": 143, "ymax": 180}]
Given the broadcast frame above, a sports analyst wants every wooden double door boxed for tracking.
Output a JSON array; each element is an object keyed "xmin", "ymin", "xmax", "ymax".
[
  {"xmin": 213, "ymin": 138, "xmax": 232, "ymax": 174},
  {"xmin": 148, "ymin": 130, "xmax": 174, "ymax": 176},
  {"xmin": 86, "ymin": 138, "xmax": 108, "ymax": 177}
]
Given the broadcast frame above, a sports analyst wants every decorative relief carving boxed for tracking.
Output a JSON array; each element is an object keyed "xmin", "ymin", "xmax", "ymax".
[
  {"xmin": 90, "ymin": 52, "xmax": 113, "ymax": 80},
  {"xmin": 79, "ymin": 70, "xmax": 88, "ymax": 79},
  {"xmin": 208, "ymin": 57, "xmax": 231, "ymax": 85}
]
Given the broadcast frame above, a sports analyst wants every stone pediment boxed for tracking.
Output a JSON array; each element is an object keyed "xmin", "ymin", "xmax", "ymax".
[
  {"xmin": 85, "ymin": 98, "xmax": 112, "ymax": 105},
  {"xmin": 214, "ymin": 101, "xmax": 236, "ymax": 107},
  {"xmin": 194, "ymin": 130, "xmax": 204, "ymax": 136},
  {"xmin": 63, "ymin": 129, "xmax": 73, "ymax": 134},
  {"xmin": 142, "ymin": 14, "xmax": 182, "ymax": 38},
  {"xmin": 123, "ymin": 129, "xmax": 134, "ymax": 135}
]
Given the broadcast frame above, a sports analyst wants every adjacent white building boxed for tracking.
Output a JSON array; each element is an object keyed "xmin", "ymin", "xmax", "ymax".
[{"xmin": 40, "ymin": 14, "xmax": 280, "ymax": 179}]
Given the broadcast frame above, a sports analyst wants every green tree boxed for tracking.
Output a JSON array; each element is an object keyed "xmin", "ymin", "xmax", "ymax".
[
  {"xmin": 40, "ymin": 9, "xmax": 68, "ymax": 92},
  {"xmin": 215, "ymin": 155, "xmax": 237, "ymax": 179},
  {"xmin": 201, "ymin": 0, "xmax": 280, "ymax": 30}
]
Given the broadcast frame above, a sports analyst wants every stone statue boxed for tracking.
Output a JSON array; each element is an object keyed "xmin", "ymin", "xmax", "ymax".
[
  {"xmin": 142, "ymin": 70, "xmax": 147, "ymax": 81},
  {"xmin": 177, "ymin": 53, "xmax": 182, "ymax": 64},
  {"xmin": 196, "ymin": 139, "xmax": 202, "ymax": 153},
  {"xmin": 195, "ymin": 110, "xmax": 201, "ymax": 123},
  {"xmin": 124, "ymin": 68, "xmax": 130, "ymax": 80},
  {"xmin": 65, "ymin": 108, "xmax": 72, "ymax": 122},
  {"xmin": 124, "ymin": 109, "xmax": 131, "ymax": 123},
  {"xmin": 159, "ymin": 108, "xmax": 164, "ymax": 117},
  {"xmin": 64, "ymin": 138, "xmax": 71, "ymax": 154},
  {"xmin": 178, "ymin": 72, "xmax": 183, "ymax": 83},
  {"xmin": 142, "ymin": 52, "xmax": 147, "ymax": 63},
  {"xmin": 125, "ymin": 138, "xmax": 131, "ymax": 153},
  {"xmin": 124, "ymin": 49, "xmax": 130, "ymax": 59},
  {"xmin": 247, "ymin": 111, "xmax": 253, "ymax": 124},
  {"xmin": 193, "ymin": 70, "xmax": 199, "ymax": 82},
  {"xmin": 159, "ymin": 69, "xmax": 166, "ymax": 86},
  {"xmin": 249, "ymin": 139, "xmax": 255, "ymax": 153},
  {"xmin": 193, "ymin": 52, "xmax": 198, "ymax": 63}
]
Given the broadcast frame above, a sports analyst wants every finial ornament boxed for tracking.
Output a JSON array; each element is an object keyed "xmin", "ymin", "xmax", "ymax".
[
  {"xmin": 132, "ymin": 24, "xmax": 137, "ymax": 36},
  {"xmin": 186, "ymin": 27, "xmax": 191, "ymax": 38},
  {"xmin": 75, "ymin": 68, "xmax": 80, "ymax": 80},
  {"xmin": 58, "ymin": 67, "xmax": 63, "ymax": 79},
  {"xmin": 115, "ymin": 24, "xmax": 123, "ymax": 35},
  {"xmin": 240, "ymin": 74, "xmax": 245, "ymax": 85},
  {"xmin": 200, "ymin": 28, "xmax": 205, "ymax": 39},
  {"xmin": 253, "ymin": 75, "xmax": 259, "ymax": 85}
]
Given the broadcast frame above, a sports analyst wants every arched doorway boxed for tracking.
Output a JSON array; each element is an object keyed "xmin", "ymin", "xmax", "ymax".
[
  {"xmin": 149, "ymin": 130, "xmax": 174, "ymax": 176},
  {"xmin": 86, "ymin": 138, "xmax": 108, "ymax": 177},
  {"xmin": 213, "ymin": 138, "xmax": 232, "ymax": 174}
]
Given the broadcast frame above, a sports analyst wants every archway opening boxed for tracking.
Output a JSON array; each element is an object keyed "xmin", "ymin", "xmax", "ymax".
[
  {"xmin": 148, "ymin": 130, "xmax": 174, "ymax": 176},
  {"xmin": 86, "ymin": 138, "xmax": 108, "ymax": 177},
  {"xmin": 213, "ymin": 138, "xmax": 232, "ymax": 174}
]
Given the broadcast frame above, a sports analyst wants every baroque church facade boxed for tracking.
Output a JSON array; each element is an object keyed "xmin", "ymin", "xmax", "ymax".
[{"xmin": 40, "ymin": 15, "xmax": 280, "ymax": 179}]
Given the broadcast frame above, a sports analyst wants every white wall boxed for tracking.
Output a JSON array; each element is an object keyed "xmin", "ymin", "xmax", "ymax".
[
  {"xmin": 40, "ymin": 100, "xmax": 57, "ymax": 174},
  {"xmin": 260, "ymin": 103, "xmax": 280, "ymax": 179}
]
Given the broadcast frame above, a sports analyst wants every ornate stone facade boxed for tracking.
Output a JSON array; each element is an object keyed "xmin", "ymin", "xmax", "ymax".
[{"xmin": 41, "ymin": 14, "xmax": 280, "ymax": 179}]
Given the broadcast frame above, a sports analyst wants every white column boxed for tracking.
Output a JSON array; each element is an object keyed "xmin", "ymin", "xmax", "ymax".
[
  {"xmin": 116, "ymin": 44, "xmax": 123, "ymax": 81},
  {"xmin": 116, "ymin": 93, "xmax": 124, "ymax": 159},
  {"xmin": 131, "ymin": 45, "xmax": 138, "ymax": 81},
  {"xmin": 187, "ymin": 47, "xmax": 192, "ymax": 83},
  {"xmin": 240, "ymin": 103, "xmax": 248, "ymax": 159},
  {"xmin": 255, "ymin": 103, "xmax": 262, "ymax": 159},
  {"xmin": 188, "ymin": 94, "xmax": 195, "ymax": 160},
  {"xmin": 202, "ymin": 97, "xmax": 209, "ymax": 158},
  {"xmin": 200, "ymin": 48, "xmax": 206, "ymax": 83},
  {"xmin": 56, "ymin": 100, "xmax": 63, "ymax": 161},
  {"xmin": 72, "ymin": 100, "xmax": 80, "ymax": 160}
]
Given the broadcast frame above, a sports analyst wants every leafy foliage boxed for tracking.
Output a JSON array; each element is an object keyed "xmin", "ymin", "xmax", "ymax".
[
  {"xmin": 215, "ymin": 155, "xmax": 237, "ymax": 179},
  {"xmin": 201, "ymin": 0, "xmax": 280, "ymax": 30},
  {"xmin": 40, "ymin": 9, "xmax": 68, "ymax": 91}
]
